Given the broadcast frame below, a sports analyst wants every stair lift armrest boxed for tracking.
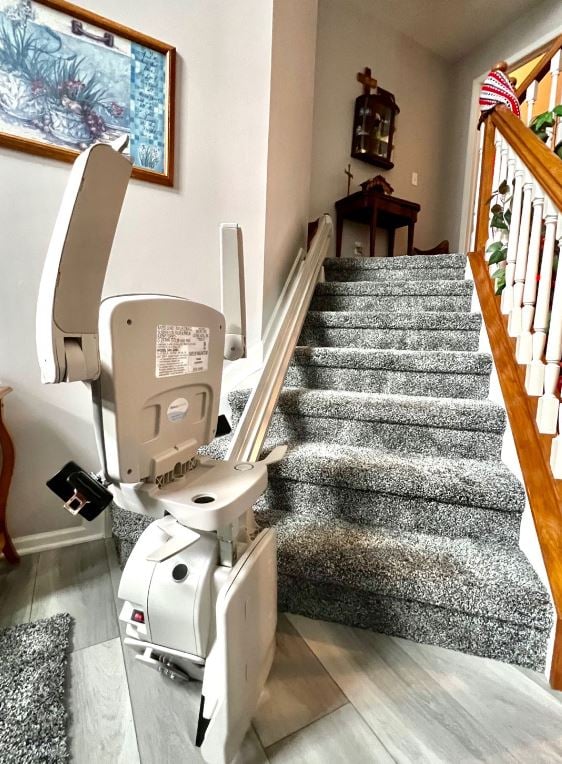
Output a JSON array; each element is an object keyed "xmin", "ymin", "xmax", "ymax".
[{"xmin": 220, "ymin": 224, "xmax": 246, "ymax": 361}]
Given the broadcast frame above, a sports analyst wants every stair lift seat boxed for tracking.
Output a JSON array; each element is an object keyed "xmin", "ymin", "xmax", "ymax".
[{"xmin": 35, "ymin": 141, "xmax": 277, "ymax": 764}]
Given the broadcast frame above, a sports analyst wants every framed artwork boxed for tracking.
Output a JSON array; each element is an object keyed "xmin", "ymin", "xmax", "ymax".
[{"xmin": 0, "ymin": 0, "xmax": 175, "ymax": 185}]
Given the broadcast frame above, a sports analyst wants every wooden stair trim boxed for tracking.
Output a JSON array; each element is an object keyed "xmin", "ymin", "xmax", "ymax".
[
  {"xmin": 0, "ymin": 387, "xmax": 19, "ymax": 565},
  {"xmin": 515, "ymin": 34, "xmax": 562, "ymax": 102},
  {"xmin": 469, "ymin": 250, "xmax": 562, "ymax": 688},
  {"xmin": 490, "ymin": 106, "xmax": 562, "ymax": 211},
  {"xmin": 475, "ymin": 120, "xmax": 496, "ymax": 255}
]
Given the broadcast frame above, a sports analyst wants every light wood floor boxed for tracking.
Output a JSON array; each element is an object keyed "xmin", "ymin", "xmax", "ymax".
[{"xmin": 2, "ymin": 539, "xmax": 562, "ymax": 763}]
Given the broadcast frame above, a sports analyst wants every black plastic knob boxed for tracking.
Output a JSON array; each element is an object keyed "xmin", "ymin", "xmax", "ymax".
[{"xmin": 172, "ymin": 563, "xmax": 188, "ymax": 582}]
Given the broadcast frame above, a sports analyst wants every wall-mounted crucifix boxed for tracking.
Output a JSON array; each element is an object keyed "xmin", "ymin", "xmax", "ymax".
[
  {"xmin": 356, "ymin": 67, "xmax": 378, "ymax": 95},
  {"xmin": 344, "ymin": 163, "xmax": 353, "ymax": 195}
]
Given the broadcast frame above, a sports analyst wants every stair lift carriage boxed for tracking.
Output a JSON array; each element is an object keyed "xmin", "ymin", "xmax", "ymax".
[{"xmin": 36, "ymin": 140, "xmax": 279, "ymax": 764}]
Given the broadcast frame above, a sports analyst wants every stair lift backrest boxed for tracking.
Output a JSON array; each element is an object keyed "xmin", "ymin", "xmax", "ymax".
[
  {"xmin": 37, "ymin": 143, "xmax": 132, "ymax": 384},
  {"xmin": 98, "ymin": 295, "xmax": 225, "ymax": 485}
]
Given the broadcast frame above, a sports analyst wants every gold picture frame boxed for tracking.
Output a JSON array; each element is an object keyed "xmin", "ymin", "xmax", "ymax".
[{"xmin": 0, "ymin": 0, "xmax": 176, "ymax": 185}]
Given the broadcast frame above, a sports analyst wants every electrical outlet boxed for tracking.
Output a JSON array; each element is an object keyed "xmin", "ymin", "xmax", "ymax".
[{"xmin": 411, "ymin": 172, "xmax": 419, "ymax": 187}]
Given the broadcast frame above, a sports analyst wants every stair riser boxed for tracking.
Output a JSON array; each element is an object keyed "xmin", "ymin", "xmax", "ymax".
[
  {"xmin": 311, "ymin": 294, "xmax": 472, "ymax": 312},
  {"xmin": 236, "ymin": 413, "xmax": 502, "ymax": 461},
  {"xmin": 277, "ymin": 574, "xmax": 548, "ymax": 671},
  {"xmin": 258, "ymin": 485, "xmax": 519, "ymax": 543},
  {"xmin": 324, "ymin": 267, "xmax": 466, "ymax": 282},
  {"xmin": 285, "ymin": 366, "xmax": 490, "ymax": 399},
  {"xmin": 299, "ymin": 327, "xmax": 480, "ymax": 352},
  {"xmin": 325, "ymin": 254, "xmax": 466, "ymax": 270}
]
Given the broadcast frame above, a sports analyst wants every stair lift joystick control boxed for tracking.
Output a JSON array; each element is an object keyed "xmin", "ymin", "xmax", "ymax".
[{"xmin": 36, "ymin": 141, "xmax": 279, "ymax": 764}]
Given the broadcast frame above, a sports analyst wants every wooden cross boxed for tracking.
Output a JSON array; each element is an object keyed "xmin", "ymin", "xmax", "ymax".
[
  {"xmin": 357, "ymin": 67, "xmax": 378, "ymax": 95},
  {"xmin": 344, "ymin": 163, "xmax": 353, "ymax": 195}
]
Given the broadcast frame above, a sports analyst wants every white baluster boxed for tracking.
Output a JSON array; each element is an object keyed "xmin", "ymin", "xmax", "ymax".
[
  {"xmin": 549, "ymin": 50, "xmax": 561, "ymax": 110},
  {"xmin": 470, "ymin": 128, "xmax": 485, "ymax": 251},
  {"xmin": 501, "ymin": 154, "xmax": 524, "ymax": 314},
  {"xmin": 550, "ymin": 430, "xmax": 562, "ymax": 478},
  {"xmin": 526, "ymin": 80, "xmax": 539, "ymax": 127},
  {"xmin": 508, "ymin": 171, "xmax": 534, "ymax": 336},
  {"xmin": 485, "ymin": 137, "xmax": 507, "ymax": 258},
  {"xmin": 525, "ymin": 203, "xmax": 558, "ymax": 395},
  {"xmin": 517, "ymin": 189, "xmax": 545, "ymax": 364},
  {"xmin": 548, "ymin": 50, "xmax": 562, "ymax": 151},
  {"xmin": 506, "ymin": 148, "xmax": 515, "ymax": 186},
  {"xmin": 537, "ymin": 213, "xmax": 562, "ymax": 433},
  {"xmin": 490, "ymin": 132, "xmax": 503, "ymax": 196}
]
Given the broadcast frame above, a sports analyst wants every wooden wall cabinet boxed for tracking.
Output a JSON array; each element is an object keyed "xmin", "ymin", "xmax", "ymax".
[{"xmin": 351, "ymin": 87, "xmax": 399, "ymax": 169}]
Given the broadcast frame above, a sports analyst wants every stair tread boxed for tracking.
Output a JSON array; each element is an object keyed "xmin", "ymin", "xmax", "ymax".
[
  {"xmin": 316, "ymin": 279, "xmax": 473, "ymax": 296},
  {"xmin": 264, "ymin": 513, "xmax": 551, "ymax": 629},
  {"xmin": 325, "ymin": 254, "xmax": 466, "ymax": 271},
  {"xmin": 268, "ymin": 440, "xmax": 525, "ymax": 512},
  {"xmin": 311, "ymin": 294, "xmax": 472, "ymax": 313},
  {"xmin": 305, "ymin": 310, "xmax": 480, "ymax": 330},
  {"xmin": 292, "ymin": 346, "xmax": 491, "ymax": 373},
  {"xmin": 229, "ymin": 387, "xmax": 505, "ymax": 434}
]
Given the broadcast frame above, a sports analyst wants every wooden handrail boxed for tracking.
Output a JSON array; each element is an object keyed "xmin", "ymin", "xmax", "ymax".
[
  {"xmin": 490, "ymin": 106, "xmax": 562, "ymax": 211},
  {"xmin": 515, "ymin": 33, "xmax": 562, "ymax": 102},
  {"xmin": 473, "ymin": 108, "xmax": 562, "ymax": 687},
  {"xmin": 469, "ymin": 252, "xmax": 562, "ymax": 689}
]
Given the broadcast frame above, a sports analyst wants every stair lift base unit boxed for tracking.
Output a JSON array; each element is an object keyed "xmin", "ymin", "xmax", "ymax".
[{"xmin": 36, "ymin": 141, "xmax": 277, "ymax": 764}]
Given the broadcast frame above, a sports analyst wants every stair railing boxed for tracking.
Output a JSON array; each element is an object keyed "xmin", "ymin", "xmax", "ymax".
[
  {"xmin": 217, "ymin": 214, "xmax": 332, "ymax": 564},
  {"xmin": 471, "ymin": 102, "xmax": 562, "ymax": 689},
  {"xmin": 227, "ymin": 214, "xmax": 332, "ymax": 465},
  {"xmin": 516, "ymin": 34, "xmax": 562, "ymax": 146}
]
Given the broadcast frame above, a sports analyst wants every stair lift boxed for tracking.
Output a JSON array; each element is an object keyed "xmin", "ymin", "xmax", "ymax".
[{"xmin": 36, "ymin": 140, "xmax": 279, "ymax": 764}]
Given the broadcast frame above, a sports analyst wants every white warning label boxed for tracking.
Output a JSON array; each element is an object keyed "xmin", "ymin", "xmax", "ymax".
[{"xmin": 156, "ymin": 325, "xmax": 209, "ymax": 378}]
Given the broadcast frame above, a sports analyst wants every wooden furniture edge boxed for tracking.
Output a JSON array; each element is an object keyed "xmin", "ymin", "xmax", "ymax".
[
  {"xmin": 0, "ymin": 387, "xmax": 18, "ymax": 564},
  {"xmin": 515, "ymin": 34, "xmax": 562, "ymax": 101},
  {"xmin": 469, "ymin": 250, "xmax": 562, "ymax": 688},
  {"xmin": 490, "ymin": 107, "xmax": 562, "ymax": 211},
  {"xmin": 475, "ymin": 120, "xmax": 496, "ymax": 254}
]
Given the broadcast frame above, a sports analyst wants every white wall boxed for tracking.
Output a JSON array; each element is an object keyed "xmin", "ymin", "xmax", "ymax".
[
  {"xmin": 445, "ymin": 0, "xmax": 562, "ymax": 251},
  {"xmin": 0, "ymin": 0, "xmax": 274, "ymax": 539},
  {"xmin": 309, "ymin": 0, "xmax": 451, "ymax": 259},
  {"xmin": 262, "ymin": 0, "xmax": 318, "ymax": 331}
]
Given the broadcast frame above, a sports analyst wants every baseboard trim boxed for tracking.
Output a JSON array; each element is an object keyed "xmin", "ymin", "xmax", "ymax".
[{"xmin": 11, "ymin": 524, "xmax": 105, "ymax": 556}]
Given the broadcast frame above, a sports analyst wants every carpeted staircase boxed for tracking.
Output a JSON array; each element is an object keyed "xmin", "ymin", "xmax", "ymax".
[{"xmin": 112, "ymin": 253, "xmax": 553, "ymax": 671}]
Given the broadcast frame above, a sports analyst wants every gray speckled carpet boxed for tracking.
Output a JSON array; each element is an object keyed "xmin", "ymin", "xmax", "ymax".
[
  {"xmin": 0, "ymin": 613, "xmax": 71, "ymax": 763},
  {"xmin": 112, "ymin": 253, "xmax": 553, "ymax": 671}
]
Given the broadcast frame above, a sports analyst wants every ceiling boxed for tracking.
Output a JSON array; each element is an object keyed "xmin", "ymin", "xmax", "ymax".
[{"xmin": 351, "ymin": 0, "xmax": 545, "ymax": 61}]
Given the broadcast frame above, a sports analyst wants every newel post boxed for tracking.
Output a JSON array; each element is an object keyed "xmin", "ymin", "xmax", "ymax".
[{"xmin": 474, "ymin": 119, "xmax": 497, "ymax": 256}]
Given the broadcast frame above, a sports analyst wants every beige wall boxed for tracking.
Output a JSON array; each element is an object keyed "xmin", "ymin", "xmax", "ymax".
[
  {"xmin": 0, "ymin": 0, "xmax": 274, "ymax": 539},
  {"xmin": 263, "ymin": 0, "xmax": 318, "ymax": 331},
  {"xmin": 444, "ymin": 0, "xmax": 562, "ymax": 251},
  {"xmin": 309, "ymin": 0, "xmax": 451, "ymax": 258}
]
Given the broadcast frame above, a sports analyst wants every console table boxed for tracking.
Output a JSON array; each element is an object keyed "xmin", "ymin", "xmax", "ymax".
[
  {"xmin": 0, "ymin": 387, "xmax": 19, "ymax": 564},
  {"xmin": 335, "ymin": 191, "xmax": 420, "ymax": 258}
]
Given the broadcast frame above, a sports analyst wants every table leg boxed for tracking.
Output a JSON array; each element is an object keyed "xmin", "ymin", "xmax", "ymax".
[
  {"xmin": 387, "ymin": 228, "xmax": 395, "ymax": 258},
  {"xmin": 407, "ymin": 223, "xmax": 415, "ymax": 256},
  {"xmin": 336, "ymin": 213, "xmax": 343, "ymax": 258},
  {"xmin": 369, "ymin": 208, "xmax": 378, "ymax": 258}
]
